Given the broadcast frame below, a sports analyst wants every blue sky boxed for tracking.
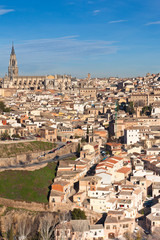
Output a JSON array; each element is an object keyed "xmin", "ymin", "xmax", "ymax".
[{"xmin": 0, "ymin": 0, "xmax": 160, "ymax": 78}]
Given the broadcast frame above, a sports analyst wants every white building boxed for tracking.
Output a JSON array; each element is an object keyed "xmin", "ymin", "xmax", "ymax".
[
  {"xmin": 124, "ymin": 128, "xmax": 140, "ymax": 145},
  {"xmin": 90, "ymin": 196, "xmax": 116, "ymax": 213},
  {"xmin": 151, "ymin": 106, "xmax": 160, "ymax": 116},
  {"xmin": 88, "ymin": 225, "xmax": 104, "ymax": 239}
]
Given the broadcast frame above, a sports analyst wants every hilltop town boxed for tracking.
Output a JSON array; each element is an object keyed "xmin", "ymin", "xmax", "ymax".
[{"xmin": 1, "ymin": 46, "xmax": 160, "ymax": 239}]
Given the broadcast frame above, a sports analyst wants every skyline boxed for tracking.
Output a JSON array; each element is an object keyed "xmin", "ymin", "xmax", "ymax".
[{"xmin": 0, "ymin": 0, "xmax": 160, "ymax": 78}]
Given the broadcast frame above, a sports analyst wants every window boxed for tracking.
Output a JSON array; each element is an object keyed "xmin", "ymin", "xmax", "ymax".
[
  {"xmin": 123, "ymin": 224, "xmax": 128, "ymax": 228},
  {"xmin": 106, "ymin": 225, "xmax": 110, "ymax": 229}
]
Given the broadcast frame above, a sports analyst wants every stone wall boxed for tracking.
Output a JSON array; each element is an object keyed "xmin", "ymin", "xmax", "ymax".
[
  {"xmin": 0, "ymin": 143, "xmax": 78, "ymax": 168},
  {"xmin": 0, "ymin": 150, "xmax": 45, "ymax": 167},
  {"xmin": 0, "ymin": 197, "xmax": 101, "ymax": 224},
  {"xmin": 0, "ymin": 197, "xmax": 49, "ymax": 212},
  {"xmin": 40, "ymin": 143, "xmax": 78, "ymax": 161},
  {"xmin": 50, "ymin": 202, "xmax": 101, "ymax": 224}
]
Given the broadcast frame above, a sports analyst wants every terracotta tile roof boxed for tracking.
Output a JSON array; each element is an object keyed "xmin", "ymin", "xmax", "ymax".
[
  {"xmin": 107, "ymin": 159, "xmax": 118, "ymax": 164},
  {"xmin": 117, "ymin": 167, "xmax": 131, "ymax": 174},
  {"xmin": 112, "ymin": 156, "xmax": 123, "ymax": 161},
  {"xmin": 106, "ymin": 142, "xmax": 122, "ymax": 147}
]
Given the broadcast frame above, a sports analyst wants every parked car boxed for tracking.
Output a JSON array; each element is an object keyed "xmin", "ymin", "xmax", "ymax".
[
  {"xmin": 146, "ymin": 196, "xmax": 153, "ymax": 201},
  {"xmin": 48, "ymin": 149, "xmax": 56, "ymax": 154},
  {"xmin": 144, "ymin": 230, "xmax": 150, "ymax": 235},
  {"xmin": 144, "ymin": 200, "xmax": 153, "ymax": 207},
  {"xmin": 134, "ymin": 227, "xmax": 139, "ymax": 233},
  {"xmin": 59, "ymin": 145, "xmax": 65, "ymax": 149}
]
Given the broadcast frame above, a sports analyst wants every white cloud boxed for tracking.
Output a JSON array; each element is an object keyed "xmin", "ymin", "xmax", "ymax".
[
  {"xmin": 0, "ymin": 36, "xmax": 118, "ymax": 76},
  {"xmin": 3, "ymin": 36, "xmax": 117, "ymax": 59},
  {"xmin": 93, "ymin": 9, "xmax": 100, "ymax": 15},
  {"xmin": 0, "ymin": 8, "xmax": 14, "ymax": 16},
  {"xmin": 146, "ymin": 21, "xmax": 160, "ymax": 26},
  {"xmin": 108, "ymin": 20, "xmax": 128, "ymax": 24}
]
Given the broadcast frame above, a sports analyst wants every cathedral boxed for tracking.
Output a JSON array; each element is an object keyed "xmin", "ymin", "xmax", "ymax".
[
  {"xmin": 3, "ymin": 44, "xmax": 47, "ymax": 90},
  {"xmin": 2, "ymin": 44, "xmax": 75, "ymax": 91}
]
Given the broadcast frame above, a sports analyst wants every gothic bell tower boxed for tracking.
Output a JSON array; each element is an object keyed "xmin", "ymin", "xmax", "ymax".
[{"xmin": 8, "ymin": 43, "xmax": 18, "ymax": 79}]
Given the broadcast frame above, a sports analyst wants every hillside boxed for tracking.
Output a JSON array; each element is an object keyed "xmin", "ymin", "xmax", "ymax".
[
  {"xmin": 0, "ymin": 162, "xmax": 56, "ymax": 203},
  {"xmin": 0, "ymin": 141, "xmax": 56, "ymax": 158}
]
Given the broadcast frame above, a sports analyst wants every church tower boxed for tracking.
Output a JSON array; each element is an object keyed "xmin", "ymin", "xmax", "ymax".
[{"xmin": 8, "ymin": 43, "xmax": 18, "ymax": 79}]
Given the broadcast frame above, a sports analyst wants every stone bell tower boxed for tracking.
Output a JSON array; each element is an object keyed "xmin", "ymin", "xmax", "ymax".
[{"xmin": 8, "ymin": 43, "xmax": 18, "ymax": 80}]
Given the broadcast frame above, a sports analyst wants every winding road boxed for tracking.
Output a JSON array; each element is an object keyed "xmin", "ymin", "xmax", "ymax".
[{"xmin": 0, "ymin": 153, "xmax": 76, "ymax": 171}]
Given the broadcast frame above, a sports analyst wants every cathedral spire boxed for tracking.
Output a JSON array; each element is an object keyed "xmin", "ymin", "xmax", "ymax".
[
  {"xmin": 11, "ymin": 42, "xmax": 15, "ymax": 55},
  {"xmin": 8, "ymin": 43, "xmax": 18, "ymax": 79}
]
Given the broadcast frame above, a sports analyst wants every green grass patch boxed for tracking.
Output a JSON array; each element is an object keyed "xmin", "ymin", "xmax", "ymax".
[
  {"xmin": 62, "ymin": 156, "xmax": 77, "ymax": 161},
  {"xmin": 0, "ymin": 141, "xmax": 56, "ymax": 158},
  {"xmin": 0, "ymin": 162, "xmax": 56, "ymax": 203}
]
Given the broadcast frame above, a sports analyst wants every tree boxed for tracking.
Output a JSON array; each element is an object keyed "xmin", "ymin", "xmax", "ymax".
[
  {"xmin": 0, "ymin": 101, "xmax": 10, "ymax": 112},
  {"xmin": 17, "ymin": 216, "xmax": 32, "ymax": 240},
  {"xmin": 7, "ymin": 225, "xmax": 14, "ymax": 240},
  {"xmin": 124, "ymin": 102, "xmax": 135, "ymax": 115},
  {"xmin": 58, "ymin": 212, "xmax": 71, "ymax": 240},
  {"xmin": 12, "ymin": 134, "xmax": 20, "ymax": 139},
  {"xmin": 77, "ymin": 143, "xmax": 81, "ymax": 156},
  {"xmin": 142, "ymin": 105, "xmax": 152, "ymax": 116},
  {"xmin": 71, "ymin": 209, "xmax": 86, "ymax": 220},
  {"xmin": 39, "ymin": 213, "xmax": 56, "ymax": 240},
  {"xmin": 0, "ymin": 102, "xmax": 5, "ymax": 112},
  {"xmin": 92, "ymin": 126, "xmax": 94, "ymax": 142},
  {"xmin": 1, "ymin": 131, "xmax": 10, "ymax": 140},
  {"xmin": 135, "ymin": 230, "xmax": 143, "ymax": 240},
  {"xmin": 81, "ymin": 137, "xmax": 86, "ymax": 143},
  {"xmin": 3, "ymin": 213, "xmax": 14, "ymax": 240},
  {"xmin": 124, "ymin": 231, "xmax": 133, "ymax": 240}
]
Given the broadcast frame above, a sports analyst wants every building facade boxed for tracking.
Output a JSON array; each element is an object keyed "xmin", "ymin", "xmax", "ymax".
[{"xmin": 2, "ymin": 45, "xmax": 75, "ymax": 91}]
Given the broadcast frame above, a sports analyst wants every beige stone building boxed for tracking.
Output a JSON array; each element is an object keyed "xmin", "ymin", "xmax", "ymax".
[
  {"xmin": 38, "ymin": 127, "xmax": 57, "ymax": 142},
  {"xmin": 0, "ymin": 125, "xmax": 15, "ymax": 137},
  {"xmin": 2, "ymin": 45, "xmax": 46, "ymax": 90},
  {"xmin": 146, "ymin": 200, "xmax": 160, "ymax": 233},
  {"xmin": 104, "ymin": 210, "xmax": 135, "ymax": 239},
  {"xmin": 2, "ymin": 45, "xmax": 75, "ymax": 91},
  {"xmin": 130, "ymin": 93, "xmax": 160, "ymax": 106},
  {"xmin": 79, "ymin": 88, "xmax": 97, "ymax": 99}
]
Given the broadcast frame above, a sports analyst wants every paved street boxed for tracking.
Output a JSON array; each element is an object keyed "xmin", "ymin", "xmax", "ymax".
[{"xmin": 0, "ymin": 153, "xmax": 76, "ymax": 171}]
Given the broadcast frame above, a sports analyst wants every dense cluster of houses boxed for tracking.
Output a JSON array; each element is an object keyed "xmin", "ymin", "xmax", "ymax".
[{"xmin": 2, "ymin": 72, "xmax": 160, "ymax": 238}]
